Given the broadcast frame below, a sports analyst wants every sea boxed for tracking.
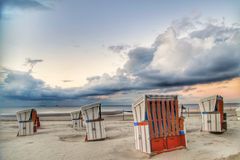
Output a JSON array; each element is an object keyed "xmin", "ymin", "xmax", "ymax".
[{"xmin": 0, "ymin": 103, "xmax": 239, "ymax": 115}]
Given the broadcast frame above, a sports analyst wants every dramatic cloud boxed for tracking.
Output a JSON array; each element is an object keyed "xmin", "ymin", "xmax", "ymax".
[
  {"xmin": 0, "ymin": 69, "xmax": 90, "ymax": 101},
  {"xmin": 124, "ymin": 47, "xmax": 156, "ymax": 74},
  {"xmin": 0, "ymin": 68, "xmax": 140, "ymax": 102},
  {"xmin": 24, "ymin": 58, "xmax": 43, "ymax": 73},
  {"xmin": 0, "ymin": 17, "xmax": 240, "ymax": 103}
]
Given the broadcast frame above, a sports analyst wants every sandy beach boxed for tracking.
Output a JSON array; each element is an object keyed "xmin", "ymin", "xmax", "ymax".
[
  {"xmin": 0, "ymin": 109, "xmax": 240, "ymax": 160},
  {"xmin": 1, "ymin": 0, "xmax": 240, "ymax": 159}
]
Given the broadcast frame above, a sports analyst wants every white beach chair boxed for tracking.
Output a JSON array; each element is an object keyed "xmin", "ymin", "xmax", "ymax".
[
  {"xmin": 199, "ymin": 95, "xmax": 227, "ymax": 132},
  {"xmin": 16, "ymin": 109, "xmax": 40, "ymax": 136},
  {"xmin": 81, "ymin": 103, "xmax": 106, "ymax": 141}
]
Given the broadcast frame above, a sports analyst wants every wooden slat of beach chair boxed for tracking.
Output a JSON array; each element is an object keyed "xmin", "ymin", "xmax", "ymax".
[
  {"xmin": 136, "ymin": 105, "xmax": 140, "ymax": 122},
  {"xmin": 157, "ymin": 100, "xmax": 163, "ymax": 137},
  {"xmin": 92, "ymin": 108, "xmax": 95, "ymax": 120},
  {"xmin": 145, "ymin": 125, "xmax": 151, "ymax": 153},
  {"xmin": 141, "ymin": 125, "xmax": 147, "ymax": 152},
  {"xmin": 141, "ymin": 103, "xmax": 145, "ymax": 122},
  {"xmin": 134, "ymin": 107, "xmax": 138, "ymax": 123},
  {"xmin": 147, "ymin": 100, "xmax": 154, "ymax": 139},
  {"xmin": 218, "ymin": 99, "xmax": 224, "ymax": 129},
  {"xmin": 134, "ymin": 125, "xmax": 139, "ymax": 150},
  {"xmin": 151, "ymin": 100, "xmax": 159, "ymax": 138},
  {"xmin": 175, "ymin": 100, "xmax": 180, "ymax": 135},
  {"xmin": 139, "ymin": 104, "xmax": 142, "ymax": 122},
  {"xmin": 166, "ymin": 100, "xmax": 171, "ymax": 136},
  {"xmin": 161, "ymin": 100, "xmax": 167, "ymax": 137},
  {"xmin": 139, "ymin": 104, "xmax": 144, "ymax": 152},
  {"xmin": 171, "ymin": 100, "xmax": 176, "ymax": 136}
]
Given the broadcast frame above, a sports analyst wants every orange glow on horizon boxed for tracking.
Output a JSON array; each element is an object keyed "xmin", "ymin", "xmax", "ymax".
[{"xmin": 177, "ymin": 77, "xmax": 240, "ymax": 103}]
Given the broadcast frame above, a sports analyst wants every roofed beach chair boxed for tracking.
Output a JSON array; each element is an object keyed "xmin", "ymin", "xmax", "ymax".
[
  {"xmin": 132, "ymin": 95, "xmax": 187, "ymax": 155},
  {"xmin": 199, "ymin": 95, "xmax": 227, "ymax": 133},
  {"xmin": 70, "ymin": 110, "xmax": 84, "ymax": 130},
  {"xmin": 16, "ymin": 109, "xmax": 40, "ymax": 136},
  {"xmin": 81, "ymin": 103, "xmax": 106, "ymax": 141}
]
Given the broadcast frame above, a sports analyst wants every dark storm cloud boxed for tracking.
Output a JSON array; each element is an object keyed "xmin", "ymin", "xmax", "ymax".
[
  {"xmin": 0, "ymin": 17, "xmax": 240, "ymax": 102},
  {"xmin": 0, "ymin": 69, "xmax": 137, "ymax": 101},
  {"xmin": 124, "ymin": 47, "xmax": 156, "ymax": 74},
  {"xmin": 185, "ymin": 44, "xmax": 240, "ymax": 77}
]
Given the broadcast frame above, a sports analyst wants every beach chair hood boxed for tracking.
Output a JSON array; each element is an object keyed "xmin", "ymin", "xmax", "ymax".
[
  {"xmin": 81, "ymin": 103, "xmax": 101, "ymax": 121},
  {"xmin": 199, "ymin": 95, "xmax": 222, "ymax": 112},
  {"xmin": 16, "ymin": 109, "xmax": 36, "ymax": 122},
  {"xmin": 70, "ymin": 110, "xmax": 82, "ymax": 120}
]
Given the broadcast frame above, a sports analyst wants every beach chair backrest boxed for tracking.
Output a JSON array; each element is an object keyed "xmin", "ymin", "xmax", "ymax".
[
  {"xmin": 132, "ymin": 95, "xmax": 146, "ymax": 122},
  {"xmin": 70, "ymin": 110, "xmax": 81, "ymax": 120},
  {"xmin": 16, "ymin": 109, "xmax": 33, "ymax": 122},
  {"xmin": 81, "ymin": 103, "xmax": 101, "ymax": 121},
  {"xmin": 146, "ymin": 95, "xmax": 179, "ymax": 138},
  {"xmin": 199, "ymin": 95, "xmax": 218, "ymax": 112}
]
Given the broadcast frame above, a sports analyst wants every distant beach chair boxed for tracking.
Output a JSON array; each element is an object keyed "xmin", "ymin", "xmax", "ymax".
[
  {"xmin": 16, "ymin": 109, "xmax": 40, "ymax": 136},
  {"xmin": 132, "ymin": 95, "xmax": 187, "ymax": 155},
  {"xmin": 199, "ymin": 95, "xmax": 227, "ymax": 133},
  {"xmin": 81, "ymin": 103, "xmax": 106, "ymax": 141},
  {"xmin": 236, "ymin": 107, "xmax": 240, "ymax": 120},
  {"xmin": 70, "ymin": 110, "xmax": 84, "ymax": 129},
  {"xmin": 180, "ymin": 104, "xmax": 187, "ymax": 117}
]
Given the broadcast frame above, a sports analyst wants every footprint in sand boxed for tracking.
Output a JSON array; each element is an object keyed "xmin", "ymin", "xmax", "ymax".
[{"xmin": 58, "ymin": 134, "xmax": 84, "ymax": 142}]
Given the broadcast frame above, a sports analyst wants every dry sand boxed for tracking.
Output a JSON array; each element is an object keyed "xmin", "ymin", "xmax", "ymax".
[{"xmin": 0, "ymin": 114, "xmax": 240, "ymax": 160}]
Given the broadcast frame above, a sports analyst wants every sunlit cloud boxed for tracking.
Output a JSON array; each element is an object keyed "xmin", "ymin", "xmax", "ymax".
[{"xmin": 0, "ymin": 16, "xmax": 239, "ymax": 105}]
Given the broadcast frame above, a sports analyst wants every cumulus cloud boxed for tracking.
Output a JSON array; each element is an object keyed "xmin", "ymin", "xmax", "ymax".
[
  {"xmin": 94, "ymin": 17, "xmax": 240, "ymax": 92},
  {"xmin": 124, "ymin": 47, "xmax": 156, "ymax": 74},
  {"xmin": 24, "ymin": 58, "xmax": 43, "ymax": 73},
  {"xmin": 0, "ymin": 17, "xmax": 240, "ymax": 103},
  {"xmin": 0, "ymin": 69, "xmax": 88, "ymax": 101}
]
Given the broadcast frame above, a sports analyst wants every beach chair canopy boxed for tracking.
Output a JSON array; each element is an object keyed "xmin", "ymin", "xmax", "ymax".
[
  {"xmin": 133, "ymin": 95, "xmax": 178, "ymax": 122},
  {"xmin": 81, "ymin": 103, "xmax": 101, "ymax": 120},
  {"xmin": 199, "ymin": 95, "xmax": 222, "ymax": 112},
  {"xmin": 16, "ymin": 109, "xmax": 37, "ymax": 122},
  {"xmin": 70, "ymin": 110, "xmax": 82, "ymax": 120}
]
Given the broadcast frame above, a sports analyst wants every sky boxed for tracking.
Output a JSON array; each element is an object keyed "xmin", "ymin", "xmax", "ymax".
[{"xmin": 0, "ymin": 0, "xmax": 240, "ymax": 107}]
